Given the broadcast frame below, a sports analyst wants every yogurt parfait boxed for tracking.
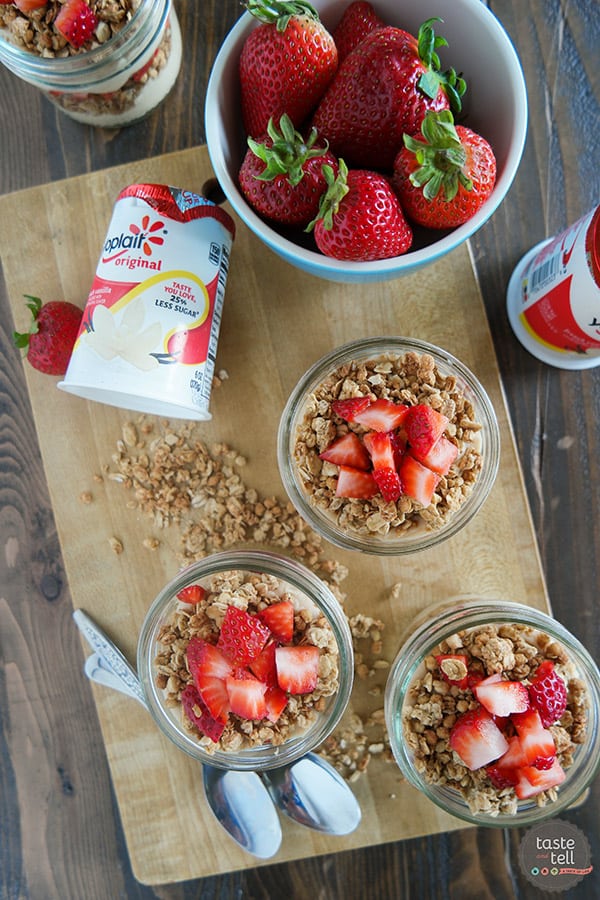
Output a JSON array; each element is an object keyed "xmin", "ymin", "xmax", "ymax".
[{"xmin": 277, "ymin": 337, "xmax": 500, "ymax": 554}]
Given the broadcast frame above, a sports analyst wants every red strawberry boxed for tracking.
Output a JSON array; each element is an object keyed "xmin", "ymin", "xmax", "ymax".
[
  {"xmin": 14, "ymin": 0, "xmax": 47, "ymax": 10},
  {"xmin": 511, "ymin": 708, "xmax": 556, "ymax": 769},
  {"xmin": 331, "ymin": 396, "xmax": 372, "ymax": 422},
  {"xmin": 435, "ymin": 653, "xmax": 469, "ymax": 690},
  {"xmin": 258, "ymin": 600, "xmax": 295, "ymax": 644},
  {"xmin": 514, "ymin": 759, "xmax": 566, "ymax": 800},
  {"xmin": 363, "ymin": 431, "xmax": 402, "ymax": 502},
  {"xmin": 335, "ymin": 464, "xmax": 378, "ymax": 499},
  {"xmin": 319, "ymin": 432, "xmax": 371, "ymax": 471},
  {"xmin": 309, "ymin": 161, "xmax": 413, "ymax": 261},
  {"xmin": 54, "ymin": 0, "xmax": 99, "ymax": 48},
  {"xmin": 13, "ymin": 294, "xmax": 82, "ymax": 376},
  {"xmin": 474, "ymin": 677, "xmax": 530, "ymax": 718},
  {"xmin": 186, "ymin": 638, "xmax": 233, "ymax": 684},
  {"xmin": 352, "ymin": 398, "xmax": 409, "ymax": 432},
  {"xmin": 176, "ymin": 584, "xmax": 206, "ymax": 605},
  {"xmin": 410, "ymin": 435, "xmax": 458, "ymax": 476},
  {"xmin": 486, "ymin": 763, "xmax": 519, "ymax": 789},
  {"xmin": 312, "ymin": 19, "xmax": 465, "ymax": 170},
  {"xmin": 180, "ymin": 684, "xmax": 226, "ymax": 743},
  {"xmin": 404, "ymin": 404, "xmax": 449, "ymax": 457},
  {"xmin": 332, "ymin": 0, "xmax": 385, "ymax": 61},
  {"xmin": 265, "ymin": 685, "xmax": 289, "ymax": 723},
  {"xmin": 238, "ymin": 115, "xmax": 339, "ymax": 226},
  {"xmin": 448, "ymin": 706, "xmax": 509, "ymax": 770},
  {"xmin": 393, "ymin": 110, "xmax": 497, "ymax": 229},
  {"xmin": 226, "ymin": 672, "xmax": 268, "ymax": 720},
  {"xmin": 217, "ymin": 606, "xmax": 271, "ymax": 666},
  {"xmin": 275, "ymin": 645, "xmax": 320, "ymax": 694},
  {"xmin": 248, "ymin": 640, "xmax": 279, "ymax": 686},
  {"xmin": 398, "ymin": 454, "xmax": 440, "ymax": 506},
  {"xmin": 528, "ymin": 660, "xmax": 568, "ymax": 727},
  {"xmin": 239, "ymin": 0, "xmax": 338, "ymax": 137},
  {"xmin": 194, "ymin": 673, "xmax": 231, "ymax": 724}
]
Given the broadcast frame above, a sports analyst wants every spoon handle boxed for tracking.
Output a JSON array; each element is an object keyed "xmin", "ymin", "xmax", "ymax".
[{"xmin": 73, "ymin": 608, "xmax": 147, "ymax": 708}]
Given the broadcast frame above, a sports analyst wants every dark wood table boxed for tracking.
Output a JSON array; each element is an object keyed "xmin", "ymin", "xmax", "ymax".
[{"xmin": 1, "ymin": 2, "xmax": 598, "ymax": 897}]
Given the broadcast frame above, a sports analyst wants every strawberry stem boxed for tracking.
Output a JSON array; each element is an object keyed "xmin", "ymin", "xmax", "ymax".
[
  {"xmin": 245, "ymin": 0, "xmax": 320, "ymax": 30},
  {"xmin": 247, "ymin": 114, "xmax": 328, "ymax": 186},
  {"xmin": 416, "ymin": 18, "xmax": 466, "ymax": 114},
  {"xmin": 403, "ymin": 110, "xmax": 472, "ymax": 202},
  {"xmin": 12, "ymin": 294, "xmax": 42, "ymax": 351},
  {"xmin": 306, "ymin": 159, "xmax": 349, "ymax": 232}
]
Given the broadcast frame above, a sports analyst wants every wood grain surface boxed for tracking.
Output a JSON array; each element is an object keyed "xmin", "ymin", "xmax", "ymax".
[{"xmin": 1, "ymin": 1, "xmax": 599, "ymax": 899}]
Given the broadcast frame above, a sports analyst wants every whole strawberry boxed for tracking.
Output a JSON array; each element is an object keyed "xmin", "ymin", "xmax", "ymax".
[
  {"xmin": 332, "ymin": 0, "xmax": 385, "ymax": 62},
  {"xmin": 308, "ymin": 160, "xmax": 413, "ymax": 261},
  {"xmin": 239, "ymin": 114, "xmax": 338, "ymax": 226},
  {"xmin": 393, "ymin": 110, "xmax": 496, "ymax": 229},
  {"xmin": 13, "ymin": 295, "xmax": 83, "ymax": 375},
  {"xmin": 312, "ymin": 18, "xmax": 466, "ymax": 171},
  {"xmin": 240, "ymin": 0, "xmax": 338, "ymax": 138}
]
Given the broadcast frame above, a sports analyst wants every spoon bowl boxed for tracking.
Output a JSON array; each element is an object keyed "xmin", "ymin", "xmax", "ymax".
[{"xmin": 202, "ymin": 765, "xmax": 282, "ymax": 858}]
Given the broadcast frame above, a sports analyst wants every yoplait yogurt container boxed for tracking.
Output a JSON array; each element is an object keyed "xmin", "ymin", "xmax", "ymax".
[{"xmin": 59, "ymin": 183, "xmax": 235, "ymax": 419}]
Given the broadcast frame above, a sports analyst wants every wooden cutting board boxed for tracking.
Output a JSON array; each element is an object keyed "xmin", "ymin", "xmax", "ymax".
[{"xmin": 0, "ymin": 146, "xmax": 548, "ymax": 885}]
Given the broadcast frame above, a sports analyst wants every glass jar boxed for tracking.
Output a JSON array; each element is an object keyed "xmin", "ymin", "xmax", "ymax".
[
  {"xmin": 0, "ymin": 0, "xmax": 182, "ymax": 127},
  {"xmin": 384, "ymin": 597, "xmax": 600, "ymax": 826},
  {"xmin": 137, "ymin": 550, "xmax": 354, "ymax": 771}
]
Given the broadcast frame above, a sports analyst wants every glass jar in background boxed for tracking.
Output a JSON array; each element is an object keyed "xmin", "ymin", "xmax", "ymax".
[{"xmin": 0, "ymin": 0, "xmax": 182, "ymax": 127}]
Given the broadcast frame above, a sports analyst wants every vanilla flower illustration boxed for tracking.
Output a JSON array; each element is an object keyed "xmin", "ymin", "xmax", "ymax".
[{"xmin": 85, "ymin": 303, "xmax": 161, "ymax": 371}]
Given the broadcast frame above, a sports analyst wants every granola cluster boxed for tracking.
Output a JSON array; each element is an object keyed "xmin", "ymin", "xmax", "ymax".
[
  {"xmin": 402, "ymin": 623, "xmax": 588, "ymax": 816},
  {"xmin": 293, "ymin": 351, "xmax": 483, "ymax": 537},
  {"xmin": 154, "ymin": 570, "xmax": 340, "ymax": 754},
  {"xmin": 0, "ymin": 1, "xmax": 173, "ymax": 119}
]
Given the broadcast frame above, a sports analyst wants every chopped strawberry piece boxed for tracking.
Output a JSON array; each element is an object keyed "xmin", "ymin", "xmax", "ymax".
[
  {"xmin": 372, "ymin": 467, "xmax": 402, "ymax": 502},
  {"xmin": 194, "ymin": 673, "xmax": 231, "ymax": 724},
  {"xmin": 264, "ymin": 685, "xmax": 288, "ymax": 723},
  {"xmin": 249, "ymin": 640, "xmax": 278, "ymax": 686},
  {"xmin": 390, "ymin": 430, "xmax": 406, "ymax": 468},
  {"xmin": 363, "ymin": 430, "xmax": 396, "ymax": 469},
  {"xmin": 55, "ymin": 0, "xmax": 99, "ymax": 48},
  {"xmin": 495, "ymin": 734, "xmax": 528, "ymax": 770},
  {"xmin": 319, "ymin": 432, "xmax": 371, "ymax": 471},
  {"xmin": 177, "ymin": 584, "xmax": 206, "ymax": 605},
  {"xmin": 486, "ymin": 762, "xmax": 519, "ymax": 789},
  {"xmin": 448, "ymin": 706, "xmax": 509, "ymax": 770},
  {"xmin": 352, "ymin": 397, "xmax": 409, "ymax": 432},
  {"xmin": 398, "ymin": 454, "xmax": 440, "ymax": 505},
  {"xmin": 258, "ymin": 600, "xmax": 295, "ymax": 644},
  {"xmin": 335, "ymin": 465, "xmax": 378, "ymax": 498},
  {"xmin": 411, "ymin": 435, "xmax": 459, "ymax": 476},
  {"xmin": 435, "ymin": 654, "xmax": 469, "ymax": 689},
  {"xmin": 226, "ymin": 672, "xmax": 268, "ymax": 720},
  {"xmin": 14, "ymin": 0, "xmax": 47, "ymax": 11},
  {"xmin": 186, "ymin": 637, "xmax": 233, "ymax": 683},
  {"xmin": 511, "ymin": 708, "xmax": 556, "ymax": 769},
  {"xmin": 404, "ymin": 404, "xmax": 449, "ymax": 457},
  {"xmin": 528, "ymin": 660, "xmax": 568, "ymax": 727},
  {"xmin": 217, "ymin": 605, "xmax": 271, "ymax": 666},
  {"xmin": 474, "ymin": 677, "xmax": 530, "ymax": 718},
  {"xmin": 180, "ymin": 684, "xmax": 226, "ymax": 743},
  {"xmin": 275, "ymin": 645, "xmax": 320, "ymax": 694},
  {"xmin": 514, "ymin": 758, "xmax": 566, "ymax": 799},
  {"xmin": 331, "ymin": 396, "xmax": 372, "ymax": 422}
]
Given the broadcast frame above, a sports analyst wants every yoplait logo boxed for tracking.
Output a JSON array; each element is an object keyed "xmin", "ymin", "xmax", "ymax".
[{"xmin": 103, "ymin": 214, "xmax": 166, "ymax": 262}]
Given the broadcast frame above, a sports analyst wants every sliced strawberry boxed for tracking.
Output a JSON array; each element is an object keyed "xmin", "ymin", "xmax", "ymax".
[
  {"xmin": 258, "ymin": 600, "xmax": 295, "ymax": 644},
  {"xmin": 435, "ymin": 653, "xmax": 469, "ymax": 689},
  {"xmin": 528, "ymin": 660, "xmax": 568, "ymax": 727},
  {"xmin": 411, "ymin": 435, "xmax": 459, "ymax": 476},
  {"xmin": 448, "ymin": 706, "xmax": 509, "ymax": 770},
  {"xmin": 186, "ymin": 637, "xmax": 233, "ymax": 683},
  {"xmin": 398, "ymin": 454, "xmax": 440, "ymax": 506},
  {"xmin": 226, "ymin": 672, "xmax": 268, "ymax": 720},
  {"xmin": 353, "ymin": 397, "xmax": 409, "ymax": 432},
  {"xmin": 177, "ymin": 584, "xmax": 206, "ymax": 605},
  {"xmin": 363, "ymin": 430, "xmax": 395, "ymax": 468},
  {"xmin": 486, "ymin": 762, "xmax": 520, "ymax": 789},
  {"xmin": 275, "ymin": 645, "xmax": 320, "ymax": 694},
  {"xmin": 217, "ymin": 605, "xmax": 271, "ymax": 666},
  {"xmin": 54, "ymin": 0, "xmax": 98, "ymax": 48},
  {"xmin": 319, "ymin": 432, "xmax": 371, "ymax": 471},
  {"xmin": 404, "ymin": 404, "xmax": 449, "ymax": 457},
  {"xmin": 180, "ymin": 684, "xmax": 226, "ymax": 743},
  {"xmin": 495, "ymin": 734, "xmax": 528, "ymax": 769},
  {"xmin": 390, "ymin": 430, "xmax": 406, "ymax": 469},
  {"xmin": 248, "ymin": 640, "xmax": 278, "ymax": 687},
  {"xmin": 373, "ymin": 467, "xmax": 402, "ymax": 502},
  {"xmin": 265, "ymin": 685, "xmax": 288, "ymax": 723},
  {"xmin": 474, "ymin": 677, "xmax": 530, "ymax": 718},
  {"xmin": 14, "ymin": 0, "xmax": 47, "ymax": 11},
  {"xmin": 194, "ymin": 673, "xmax": 231, "ymax": 724},
  {"xmin": 514, "ymin": 758, "xmax": 566, "ymax": 800},
  {"xmin": 331, "ymin": 396, "xmax": 372, "ymax": 422},
  {"xmin": 335, "ymin": 465, "xmax": 379, "ymax": 498},
  {"xmin": 511, "ymin": 708, "xmax": 556, "ymax": 769}
]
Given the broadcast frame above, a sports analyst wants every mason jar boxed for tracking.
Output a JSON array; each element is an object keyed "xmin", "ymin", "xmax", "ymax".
[{"xmin": 0, "ymin": 0, "xmax": 182, "ymax": 127}]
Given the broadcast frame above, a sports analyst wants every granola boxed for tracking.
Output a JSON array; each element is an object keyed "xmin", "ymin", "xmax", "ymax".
[
  {"xmin": 154, "ymin": 569, "xmax": 340, "ymax": 754},
  {"xmin": 402, "ymin": 623, "xmax": 587, "ymax": 816},
  {"xmin": 293, "ymin": 350, "xmax": 484, "ymax": 538}
]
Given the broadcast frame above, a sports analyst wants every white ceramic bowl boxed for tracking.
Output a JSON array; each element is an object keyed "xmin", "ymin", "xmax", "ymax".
[{"xmin": 205, "ymin": 0, "xmax": 528, "ymax": 283}]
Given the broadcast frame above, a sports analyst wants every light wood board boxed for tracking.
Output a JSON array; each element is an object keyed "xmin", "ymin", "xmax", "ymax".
[{"xmin": 0, "ymin": 146, "xmax": 549, "ymax": 885}]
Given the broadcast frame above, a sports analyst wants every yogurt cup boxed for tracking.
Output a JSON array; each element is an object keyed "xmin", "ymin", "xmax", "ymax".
[{"xmin": 59, "ymin": 184, "xmax": 235, "ymax": 420}]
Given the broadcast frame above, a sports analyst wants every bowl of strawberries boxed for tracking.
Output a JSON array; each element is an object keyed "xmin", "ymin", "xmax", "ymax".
[
  {"xmin": 205, "ymin": 0, "xmax": 528, "ymax": 282},
  {"xmin": 137, "ymin": 550, "xmax": 354, "ymax": 770},
  {"xmin": 384, "ymin": 598, "xmax": 600, "ymax": 825}
]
